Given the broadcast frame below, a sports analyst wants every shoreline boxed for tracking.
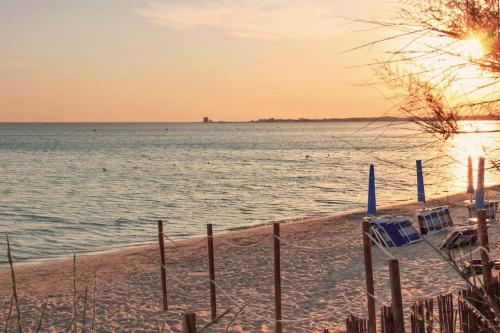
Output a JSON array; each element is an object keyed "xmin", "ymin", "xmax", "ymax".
[{"xmin": 2, "ymin": 186, "xmax": 496, "ymax": 271}]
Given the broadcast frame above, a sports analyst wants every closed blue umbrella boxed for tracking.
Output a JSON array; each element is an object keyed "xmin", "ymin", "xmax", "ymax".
[
  {"xmin": 416, "ymin": 160, "xmax": 425, "ymax": 204},
  {"xmin": 476, "ymin": 157, "xmax": 485, "ymax": 209},
  {"xmin": 467, "ymin": 156, "xmax": 474, "ymax": 194},
  {"xmin": 367, "ymin": 164, "xmax": 376, "ymax": 215}
]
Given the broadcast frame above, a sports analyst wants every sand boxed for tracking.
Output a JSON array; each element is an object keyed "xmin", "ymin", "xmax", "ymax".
[{"xmin": 1, "ymin": 187, "xmax": 499, "ymax": 332}]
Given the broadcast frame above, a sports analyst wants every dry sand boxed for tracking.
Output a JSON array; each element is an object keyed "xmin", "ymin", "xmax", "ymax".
[{"xmin": 1, "ymin": 187, "xmax": 499, "ymax": 332}]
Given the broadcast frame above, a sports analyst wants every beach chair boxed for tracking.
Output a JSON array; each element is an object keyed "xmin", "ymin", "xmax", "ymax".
[
  {"xmin": 370, "ymin": 216, "xmax": 421, "ymax": 248},
  {"xmin": 416, "ymin": 206, "xmax": 454, "ymax": 235},
  {"xmin": 467, "ymin": 200, "xmax": 499, "ymax": 221},
  {"xmin": 439, "ymin": 226, "xmax": 477, "ymax": 249}
]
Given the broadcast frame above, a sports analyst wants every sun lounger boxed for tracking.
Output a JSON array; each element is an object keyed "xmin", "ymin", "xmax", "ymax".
[
  {"xmin": 439, "ymin": 226, "xmax": 477, "ymax": 249},
  {"xmin": 370, "ymin": 216, "xmax": 421, "ymax": 248},
  {"xmin": 416, "ymin": 206, "xmax": 453, "ymax": 235}
]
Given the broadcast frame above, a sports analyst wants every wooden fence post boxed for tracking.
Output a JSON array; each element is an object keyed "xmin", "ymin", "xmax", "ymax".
[
  {"xmin": 207, "ymin": 223, "xmax": 217, "ymax": 320},
  {"xmin": 476, "ymin": 209, "xmax": 492, "ymax": 285},
  {"xmin": 363, "ymin": 220, "xmax": 377, "ymax": 333},
  {"xmin": 273, "ymin": 222, "xmax": 283, "ymax": 333},
  {"xmin": 183, "ymin": 312, "xmax": 197, "ymax": 333},
  {"xmin": 158, "ymin": 220, "xmax": 168, "ymax": 311},
  {"xmin": 388, "ymin": 259, "xmax": 405, "ymax": 333}
]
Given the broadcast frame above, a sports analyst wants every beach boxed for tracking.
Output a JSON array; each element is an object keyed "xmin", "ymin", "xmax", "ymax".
[
  {"xmin": 1, "ymin": 187, "xmax": 499, "ymax": 332},
  {"xmin": 3, "ymin": 0, "xmax": 500, "ymax": 331}
]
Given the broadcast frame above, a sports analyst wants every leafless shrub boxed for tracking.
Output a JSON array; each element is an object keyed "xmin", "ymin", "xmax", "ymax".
[{"xmin": 348, "ymin": 0, "xmax": 500, "ymax": 142}]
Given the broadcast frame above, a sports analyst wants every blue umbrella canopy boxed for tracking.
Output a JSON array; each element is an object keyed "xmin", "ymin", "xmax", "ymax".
[
  {"xmin": 416, "ymin": 160, "xmax": 426, "ymax": 203},
  {"xmin": 367, "ymin": 164, "xmax": 376, "ymax": 215},
  {"xmin": 476, "ymin": 157, "xmax": 485, "ymax": 209}
]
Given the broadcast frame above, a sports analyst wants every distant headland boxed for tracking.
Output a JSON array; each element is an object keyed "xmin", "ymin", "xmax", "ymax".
[
  {"xmin": 250, "ymin": 116, "xmax": 403, "ymax": 123},
  {"xmin": 246, "ymin": 114, "xmax": 500, "ymax": 123},
  {"xmin": 200, "ymin": 114, "xmax": 499, "ymax": 123}
]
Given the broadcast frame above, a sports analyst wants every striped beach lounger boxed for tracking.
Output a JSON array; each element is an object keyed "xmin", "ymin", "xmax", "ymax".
[
  {"xmin": 370, "ymin": 216, "xmax": 421, "ymax": 248},
  {"xmin": 416, "ymin": 206, "xmax": 454, "ymax": 235},
  {"xmin": 439, "ymin": 225, "xmax": 477, "ymax": 249}
]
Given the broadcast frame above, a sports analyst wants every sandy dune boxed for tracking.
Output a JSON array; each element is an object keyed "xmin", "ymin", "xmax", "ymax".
[{"xmin": 1, "ymin": 187, "xmax": 499, "ymax": 332}]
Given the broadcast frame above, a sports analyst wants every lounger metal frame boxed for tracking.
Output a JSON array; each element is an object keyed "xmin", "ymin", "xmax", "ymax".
[{"xmin": 417, "ymin": 206, "xmax": 453, "ymax": 235}]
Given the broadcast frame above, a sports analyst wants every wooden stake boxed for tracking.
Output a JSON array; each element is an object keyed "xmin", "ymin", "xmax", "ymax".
[
  {"xmin": 157, "ymin": 220, "xmax": 168, "ymax": 311},
  {"xmin": 362, "ymin": 220, "xmax": 377, "ymax": 333},
  {"xmin": 207, "ymin": 224, "xmax": 217, "ymax": 320},
  {"xmin": 476, "ymin": 209, "xmax": 492, "ymax": 285},
  {"xmin": 273, "ymin": 222, "xmax": 283, "ymax": 333},
  {"xmin": 388, "ymin": 259, "xmax": 405, "ymax": 333},
  {"xmin": 182, "ymin": 312, "xmax": 197, "ymax": 333}
]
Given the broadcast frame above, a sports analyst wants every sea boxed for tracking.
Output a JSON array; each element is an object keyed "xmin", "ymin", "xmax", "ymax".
[{"xmin": 1, "ymin": 121, "xmax": 499, "ymax": 264}]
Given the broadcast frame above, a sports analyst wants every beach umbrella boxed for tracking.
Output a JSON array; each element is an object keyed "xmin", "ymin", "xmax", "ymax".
[
  {"xmin": 416, "ymin": 160, "xmax": 426, "ymax": 204},
  {"xmin": 367, "ymin": 164, "xmax": 376, "ymax": 215},
  {"xmin": 467, "ymin": 156, "xmax": 474, "ymax": 194},
  {"xmin": 475, "ymin": 157, "xmax": 485, "ymax": 209}
]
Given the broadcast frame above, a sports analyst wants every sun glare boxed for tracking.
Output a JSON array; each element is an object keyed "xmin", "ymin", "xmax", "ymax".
[
  {"xmin": 458, "ymin": 37, "xmax": 485, "ymax": 59},
  {"xmin": 416, "ymin": 33, "xmax": 491, "ymax": 95},
  {"xmin": 447, "ymin": 121, "xmax": 500, "ymax": 189}
]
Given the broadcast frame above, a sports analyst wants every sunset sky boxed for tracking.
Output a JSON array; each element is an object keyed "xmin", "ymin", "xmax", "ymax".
[{"xmin": 1, "ymin": 0, "xmax": 396, "ymax": 122}]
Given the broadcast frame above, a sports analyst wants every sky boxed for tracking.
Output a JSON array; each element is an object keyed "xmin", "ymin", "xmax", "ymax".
[{"xmin": 0, "ymin": 0, "xmax": 397, "ymax": 122}]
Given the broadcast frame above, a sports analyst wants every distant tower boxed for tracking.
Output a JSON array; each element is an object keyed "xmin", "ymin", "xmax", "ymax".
[{"xmin": 203, "ymin": 117, "xmax": 209, "ymax": 123}]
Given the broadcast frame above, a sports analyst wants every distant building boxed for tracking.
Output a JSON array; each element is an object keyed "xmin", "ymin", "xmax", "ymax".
[{"xmin": 203, "ymin": 117, "xmax": 209, "ymax": 123}]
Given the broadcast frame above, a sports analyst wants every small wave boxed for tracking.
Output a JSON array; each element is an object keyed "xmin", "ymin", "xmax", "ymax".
[
  {"xmin": 138, "ymin": 217, "xmax": 158, "ymax": 223},
  {"xmin": 0, "ymin": 212, "xmax": 66, "ymax": 223},
  {"xmin": 314, "ymin": 199, "xmax": 353, "ymax": 205},
  {"xmin": 114, "ymin": 218, "xmax": 133, "ymax": 225}
]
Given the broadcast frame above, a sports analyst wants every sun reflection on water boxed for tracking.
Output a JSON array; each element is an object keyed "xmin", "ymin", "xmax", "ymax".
[{"xmin": 445, "ymin": 121, "xmax": 500, "ymax": 190}]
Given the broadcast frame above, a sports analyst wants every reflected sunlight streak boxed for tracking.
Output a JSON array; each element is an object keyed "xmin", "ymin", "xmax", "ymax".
[{"xmin": 446, "ymin": 121, "xmax": 500, "ymax": 190}]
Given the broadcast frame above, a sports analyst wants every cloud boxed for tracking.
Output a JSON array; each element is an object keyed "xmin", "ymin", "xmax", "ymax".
[{"xmin": 137, "ymin": 1, "xmax": 341, "ymax": 39}]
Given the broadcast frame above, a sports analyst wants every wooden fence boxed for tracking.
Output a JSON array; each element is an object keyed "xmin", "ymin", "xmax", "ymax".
[{"xmin": 157, "ymin": 207, "xmax": 498, "ymax": 333}]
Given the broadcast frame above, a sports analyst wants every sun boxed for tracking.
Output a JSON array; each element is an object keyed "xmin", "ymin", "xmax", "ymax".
[{"xmin": 458, "ymin": 36, "xmax": 485, "ymax": 60}]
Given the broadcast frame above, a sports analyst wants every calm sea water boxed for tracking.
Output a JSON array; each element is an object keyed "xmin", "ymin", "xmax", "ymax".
[{"xmin": 1, "ymin": 122, "xmax": 499, "ymax": 264}]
